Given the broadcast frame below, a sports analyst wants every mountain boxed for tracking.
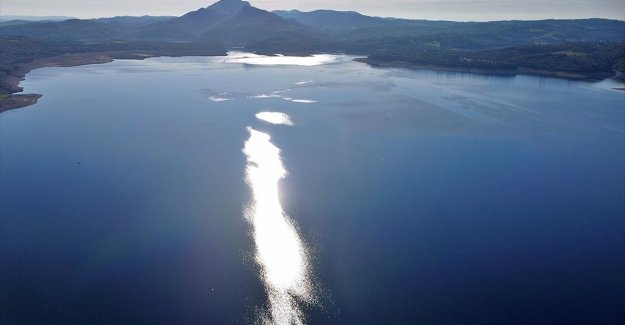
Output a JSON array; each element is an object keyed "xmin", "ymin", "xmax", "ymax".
[
  {"xmin": 93, "ymin": 16, "xmax": 175, "ymax": 28},
  {"xmin": 275, "ymin": 10, "xmax": 625, "ymax": 47},
  {"xmin": 208, "ymin": 0, "xmax": 252, "ymax": 16},
  {"xmin": 0, "ymin": 1, "xmax": 624, "ymax": 85},
  {"xmin": 200, "ymin": 5, "xmax": 312, "ymax": 47},
  {"xmin": 274, "ymin": 10, "xmax": 442, "ymax": 33},
  {"xmin": 135, "ymin": 10, "xmax": 224, "ymax": 40},
  {"xmin": 0, "ymin": 1, "xmax": 624, "ymax": 53},
  {"xmin": 91, "ymin": 16, "xmax": 177, "ymax": 38},
  {"xmin": 274, "ymin": 10, "xmax": 464, "ymax": 38},
  {"xmin": 136, "ymin": 0, "xmax": 312, "ymax": 46},
  {"xmin": 0, "ymin": 19, "xmax": 117, "ymax": 41},
  {"xmin": 0, "ymin": 16, "xmax": 177, "ymax": 40},
  {"xmin": 136, "ymin": 0, "xmax": 254, "ymax": 40},
  {"xmin": 0, "ymin": 20, "xmax": 37, "ymax": 28},
  {"xmin": 275, "ymin": 9, "xmax": 382, "ymax": 30},
  {"xmin": 0, "ymin": 16, "xmax": 74, "ymax": 22},
  {"xmin": 0, "ymin": 0, "xmax": 270, "ymax": 42}
]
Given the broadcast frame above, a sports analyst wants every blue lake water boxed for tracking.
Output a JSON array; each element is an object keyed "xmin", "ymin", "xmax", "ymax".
[{"xmin": 1, "ymin": 54, "xmax": 624, "ymax": 324}]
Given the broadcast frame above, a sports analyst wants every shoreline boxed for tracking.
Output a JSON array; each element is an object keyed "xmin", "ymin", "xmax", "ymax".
[
  {"xmin": 2, "ymin": 52, "xmax": 622, "ymax": 113},
  {"xmin": 0, "ymin": 50, "xmax": 225, "ymax": 113},
  {"xmin": 354, "ymin": 58, "xmax": 620, "ymax": 82},
  {"xmin": 0, "ymin": 53, "xmax": 118, "ymax": 113},
  {"xmin": 0, "ymin": 94, "xmax": 43, "ymax": 113}
]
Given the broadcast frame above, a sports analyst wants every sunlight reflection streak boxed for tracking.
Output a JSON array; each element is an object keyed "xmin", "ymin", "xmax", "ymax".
[
  {"xmin": 256, "ymin": 112, "xmax": 294, "ymax": 126},
  {"xmin": 243, "ymin": 127, "xmax": 314, "ymax": 324},
  {"xmin": 227, "ymin": 52, "xmax": 339, "ymax": 66}
]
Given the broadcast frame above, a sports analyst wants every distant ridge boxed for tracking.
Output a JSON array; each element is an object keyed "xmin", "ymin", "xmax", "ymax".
[
  {"xmin": 1, "ymin": 0, "xmax": 624, "ymax": 46},
  {"xmin": 0, "ymin": 0, "xmax": 624, "ymax": 90},
  {"xmin": 136, "ymin": 0, "xmax": 309, "ymax": 43},
  {"xmin": 0, "ymin": 16, "xmax": 74, "ymax": 22},
  {"xmin": 93, "ymin": 16, "xmax": 175, "ymax": 27},
  {"xmin": 208, "ymin": 0, "xmax": 251, "ymax": 16},
  {"xmin": 200, "ymin": 5, "xmax": 312, "ymax": 47},
  {"xmin": 0, "ymin": 19, "xmax": 117, "ymax": 41}
]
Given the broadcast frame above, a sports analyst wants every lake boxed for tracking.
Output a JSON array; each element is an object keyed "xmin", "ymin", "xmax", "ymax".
[{"xmin": 1, "ymin": 53, "xmax": 624, "ymax": 324}]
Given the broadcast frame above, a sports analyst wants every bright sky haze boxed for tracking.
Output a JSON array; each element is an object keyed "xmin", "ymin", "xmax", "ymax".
[{"xmin": 1, "ymin": 0, "xmax": 624, "ymax": 21}]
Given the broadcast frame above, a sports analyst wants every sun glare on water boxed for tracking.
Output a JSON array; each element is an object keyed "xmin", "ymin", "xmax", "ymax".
[
  {"xmin": 226, "ymin": 52, "xmax": 339, "ymax": 66},
  {"xmin": 243, "ymin": 123, "xmax": 314, "ymax": 324},
  {"xmin": 256, "ymin": 112, "xmax": 294, "ymax": 126}
]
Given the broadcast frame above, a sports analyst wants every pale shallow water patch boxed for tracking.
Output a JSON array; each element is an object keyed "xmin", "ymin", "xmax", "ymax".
[
  {"xmin": 250, "ymin": 89, "xmax": 293, "ymax": 100},
  {"xmin": 250, "ymin": 94, "xmax": 282, "ymax": 99},
  {"xmin": 288, "ymin": 99, "xmax": 318, "ymax": 104},
  {"xmin": 208, "ymin": 96, "xmax": 232, "ymax": 102}
]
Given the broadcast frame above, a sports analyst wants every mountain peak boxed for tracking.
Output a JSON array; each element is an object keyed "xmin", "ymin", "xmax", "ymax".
[{"xmin": 207, "ymin": 0, "xmax": 251, "ymax": 16}]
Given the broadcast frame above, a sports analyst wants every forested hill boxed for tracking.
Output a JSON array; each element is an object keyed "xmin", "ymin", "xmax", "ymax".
[
  {"xmin": 275, "ymin": 10, "xmax": 625, "ymax": 45},
  {"xmin": 1, "ymin": 0, "xmax": 624, "ymax": 49},
  {"xmin": 1, "ymin": 0, "xmax": 624, "ymax": 90}
]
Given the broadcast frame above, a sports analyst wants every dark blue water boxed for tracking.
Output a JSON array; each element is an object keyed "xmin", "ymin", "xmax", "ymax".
[{"xmin": 1, "ymin": 55, "xmax": 624, "ymax": 324}]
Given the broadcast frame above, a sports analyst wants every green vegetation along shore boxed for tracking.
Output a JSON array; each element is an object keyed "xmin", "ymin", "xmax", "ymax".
[
  {"xmin": 0, "ymin": 37, "xmax": 226, "ymax": 112},
  {"xmin": 356, "ymin": 42, "xmax": 625, "ymax": 81}
]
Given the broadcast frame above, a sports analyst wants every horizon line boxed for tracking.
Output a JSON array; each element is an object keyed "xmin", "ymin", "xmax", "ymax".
[{"xmin": 1, "ymin": 12, "xmax": 624, "ymax": 24}]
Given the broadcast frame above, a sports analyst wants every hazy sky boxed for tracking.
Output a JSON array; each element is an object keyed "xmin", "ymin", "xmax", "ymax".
[{"xmin": 1, "ymin": 0, "xmax": 624, "ymax": 21}]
